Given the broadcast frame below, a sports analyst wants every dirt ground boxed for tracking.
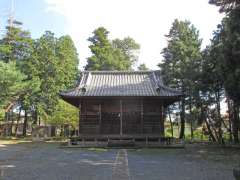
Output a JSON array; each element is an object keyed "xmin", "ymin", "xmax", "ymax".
[{"xmin": 0, "ymin": 140, "xmax": 239, "ymax": 180}]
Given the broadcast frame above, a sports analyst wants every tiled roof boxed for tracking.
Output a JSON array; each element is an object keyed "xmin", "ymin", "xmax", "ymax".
[{"xmin": 60, "ymin": 71, "xmax": 182, "ymax": 97}]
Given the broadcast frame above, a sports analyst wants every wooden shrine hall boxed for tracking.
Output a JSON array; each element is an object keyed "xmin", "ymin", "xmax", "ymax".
[{"xmin": 60, "ymin": 71, "xmax": 183, "ymax": 146}]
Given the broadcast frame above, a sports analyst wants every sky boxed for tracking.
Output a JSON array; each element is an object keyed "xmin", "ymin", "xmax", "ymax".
[{"xmin": 0, "ymin": 0, "xmax": 223, "ymax": 70}]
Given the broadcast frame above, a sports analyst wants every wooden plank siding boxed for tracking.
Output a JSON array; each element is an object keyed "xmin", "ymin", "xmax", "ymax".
[{"xmin": 79, "ymin": 99, "xmax": 165, "ymax": 136}]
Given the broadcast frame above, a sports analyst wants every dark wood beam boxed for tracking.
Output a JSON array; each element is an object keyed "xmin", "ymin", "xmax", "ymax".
[
  {"xmin": 99, "ymin": 103, "xmax": 102, "ymax": 134},
  {"xmin": 79, "ymin": 102, "xmax": 82, "ymax": 136},
  {"xmin": 120, "ymin": 100, "xmax": 123, "ymax": 136},
  {"xmin": 141, "ymin": 99, "xmax": 144, "ymax": 133},
  {"xmin": 160, "ymin": 102, "xmax": 165, "ymax": 136}
]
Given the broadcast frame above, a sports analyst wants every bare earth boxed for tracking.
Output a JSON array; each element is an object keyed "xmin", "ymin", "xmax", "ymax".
[{"xmin": 0, "ymin": 141, "xmax": 239, "ymax": 180}]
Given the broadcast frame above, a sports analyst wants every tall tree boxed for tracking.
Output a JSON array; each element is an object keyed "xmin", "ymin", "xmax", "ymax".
[
  {"xmin": 0, "ymin": 20, "xmax": 37, "ymax": 136},
  {"xmin": 200, "ymin": 44, "xmax": 225, "ymax": 143},
  {"xmin": 208, "ymin": 10, "xmax": 240, "ymax": 142},
  {"xmin": 112, "ymin": 37, "xmax": 140, "ymax": 67},
  {"xmin": 159, "ymin": 19, "xmax": 202, "ymax": 139},
  {"xmin": 0, "ymin": 61, "xmax": 27, "ymax": 108},
  {"xmin": 56, "ymin": 35, "xmax": 79, "ymax": 89},
  {"xmin": 24, "ymin": 31, "xmax": 79, "ymax": 122},
  {"xmin": 47, "ymin": 100, "xmax": 78, "ymax": 129},
  {"xmin": 0, "ymin": 19, "xmax": 79, "ymax": 135},
  {"xmin": 0, "ymin": 21, "xmax": 32, "ymax": 63},
  {"xmin": 85, "ymin": 27, "xmax": 139, "ymax": 71}
]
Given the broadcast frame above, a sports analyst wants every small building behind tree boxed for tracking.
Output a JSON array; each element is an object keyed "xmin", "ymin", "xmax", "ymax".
[{"xmin": 60, "ymin": 71, "xmax": 182, "ymax": 139}]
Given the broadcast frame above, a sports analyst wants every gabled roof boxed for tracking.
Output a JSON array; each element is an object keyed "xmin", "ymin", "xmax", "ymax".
[{"xmin": 60, "ymin": 71, "xmax": 182, "ymax": 98}]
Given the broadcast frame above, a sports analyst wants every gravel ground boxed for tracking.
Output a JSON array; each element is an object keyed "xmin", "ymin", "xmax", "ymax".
[{"xmin": 0, "ymin": 142, "xmax": 239, "ymax": 180}]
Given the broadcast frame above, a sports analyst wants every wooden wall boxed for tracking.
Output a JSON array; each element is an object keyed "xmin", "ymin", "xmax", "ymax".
[{"xmin": 79, "ymin": 99, "xmax": 165, "ymax": 136}]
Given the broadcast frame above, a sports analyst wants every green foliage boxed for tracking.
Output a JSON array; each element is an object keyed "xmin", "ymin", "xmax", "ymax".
[
  {"xmin": 112, "ymin": 37, "xmax": 140, "ymax": 66},
  {"xmin": 85, "ymin": 27, "xmax": 140, "ymax": 71},
  {"xmin": 0, "ymin": 61, "xmax": 28, "ymax": 121},
  {"xmin": 56, "ymin": 35, "xmax": 79, "ymax": 89},
  {"xmin": 0, "ymin": 15, "xmax": 79, "ymax": 129},
  {"xmin": 209, "ymin": 0, "xmax": 240, "ymax": 13},
  {"xmin": 159, "ymin": 19, "xmax": 202, "ymax": 138},
  {"xmin": 46, "ymin": 100, "xmax": 78, "ymax": 128},
  {"xmin": 137, "ymin": 63, "xmax": 149, "ymax": 71},
  {"xmin": 217, "ymin": 10, "xmax": 240, "ymax": 104},
  {"xmin": 0, "ymin": 24, "xmax": 32, "ymax": 63},
  {"xmin": 204, "ymin": 8, "xmax": 240, "ymax": 104},
  {"xmin": 23, "ymin": 31, "xmax": 79, "ymax": 114},
  {"xmin": 159, "ymin": 19, "xmax": 202, "ymax": 89},
  {"xmin": 0, "ymin": 20, "xmax": 41, "ymax": 113},
  {"xmin": 0, "ymin": 61, "xmax": 27, "ymax": 106},
  {"xmin": 204, "ymin": 1, "xmax": 240, "ymax": 143},
  {"xmin": 0, "ymin": 109, "xmax": 4, "ymax": 121}
]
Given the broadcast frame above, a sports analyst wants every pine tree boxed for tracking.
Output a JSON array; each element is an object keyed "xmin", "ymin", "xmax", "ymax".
[
  {"xmin": 85, "ymin": 27, "xmax": 139, "ymax": 71},
  {"xmin": 159, "ymin": 19, "xmax": 202, "ymax": 139}
]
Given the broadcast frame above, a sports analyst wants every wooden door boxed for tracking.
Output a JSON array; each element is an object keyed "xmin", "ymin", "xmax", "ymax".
[
  {"xmin": 122, "ymin": 100, "xmax": 141, "ymax": 134},
  {"xmin": 101, "ymin": 100, "xmax": 120, "ymax": 134}
]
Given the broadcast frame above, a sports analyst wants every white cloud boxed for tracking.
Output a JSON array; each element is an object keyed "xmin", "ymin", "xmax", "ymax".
[{"xmin": 44, "ymin": 0, "xmax": 223, "ymax": 70}]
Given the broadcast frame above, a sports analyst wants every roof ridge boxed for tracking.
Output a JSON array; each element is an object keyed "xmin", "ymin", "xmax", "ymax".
[{"xmin": 82, "ymin": 70, "xmax": 159, "ymax": 74}]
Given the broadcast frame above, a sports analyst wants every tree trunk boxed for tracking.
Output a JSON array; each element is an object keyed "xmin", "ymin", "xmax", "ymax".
[
  {"xmin": 232, "ymin": 102, "xmax": 239, "ymax": 143},
  {"xmin": 204, "ymin": 118, "xmax": 217, "ymax": 142},
  {"xmin": 15, "ymin": 108, "xmax": 22, "ymax": 137},
  {"xmin": 32, "ymin": 110, "xmax": 38, "ymax": 125},
  {"xmin": 38, "ymin": 116, "xmax": 41, "ymax": 126},
  {"xmin": 179, "ymin": 98, "xmax": 185, "ymax": 139},
  {"xmin": 22, "ymin": 110, "xmax": 28, "ymax": 137},
  {"xmin": 189, "ymin": 96, "xmax": 193, "ymax": 140},
  {"xmin": 9, "ymin": 110, "xmax": 14, "ymax": 136},
  {"xmin": 201, "ymin": 106, "xmax": 217, "ymax": 142},
  {"xmin": 60, "ymin": 125, "xmax": 63, "ymax": 137},
  {"xmin": 168, "ymin": 108, "xmax": 174, "ymax": 138},
  {"xmin": 215, "ymin": 91, "xmax": 223, "ymax": 144},
  {"xmin": 227, "ymin": 98, "xmax": 233, "ymax": 142}
]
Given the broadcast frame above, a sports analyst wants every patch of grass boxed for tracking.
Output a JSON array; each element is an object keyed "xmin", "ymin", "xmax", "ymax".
[
  {"xmin": 86, "ymin": 148, "xmax": 108, "ymax": 152},
  {"xmin": 0, "ymin": 139, "xmax": 32, "ymax": 145}
]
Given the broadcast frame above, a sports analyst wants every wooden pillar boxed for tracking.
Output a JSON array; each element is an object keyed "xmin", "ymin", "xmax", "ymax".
[
  {"xmin": 141, "ymin": 99, "xmax": 144, "ymax": 134},
  {"xmin": 120, "ymin": 100, "xmax": 123, "ymax": 136},
  {"xmin": 79, "ymin": 102, "xmax": 82, "ymax": 136},
  {"xmin": 99, "ymin": 103, "xmax": 102, "ymax": 134},
  {"xmin": 160, "ymin": 102, "xmax": 165, "ymax": 137}
]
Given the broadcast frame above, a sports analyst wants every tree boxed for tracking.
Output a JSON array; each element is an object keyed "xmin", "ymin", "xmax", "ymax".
[
  {"xmin": 0, "ymin": 20, "xmax": 39, "ymax": 136},
  {"xmin": 159, "ymin": 19, "xmax": 202, "ymax": 139},
  {"xmin": 0, "ymin": 61, "xmax": 27, "ymax": 126},
  {"xmin": 0, "ymin": 17, "xmax": 79, "ymax": 136},
  {"xmin": 0, "ymin": 61, "xmax": 26, "ymax": 107},
  {"xmin": 137, "ymin": 63, "xmax": 149, "ymax": 71},
  {"xmin": 112, "ymin": 37, "xmax": 140, "ymax": 67},
  {"xmin": 22, "ymin": 31, "xmax": 79, "ymax": 125},
  {"xmin": 199, "ymin": 45, "xmax": 225, "ymax": 143},
  {"xmin": 0, "ymin": 21, "xmax": 32, "ymax": 63},
  {"xmin": 56, "ymin": 35, "xmax": 79, "ymax": 89},
  {"xmin": 207, "ymin": 9, "xmax": 240, "ymax": 142},
  {"xmin": 209, "ymin": 0, "xmax": 240, "ymax": 12},
  {"xmin": 85, "ymin": 27, "xmax": 139, "ymax": 71},
  {"xmin": 47, "ymin": 100, "xmax": 78, "ymax": 132}
]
